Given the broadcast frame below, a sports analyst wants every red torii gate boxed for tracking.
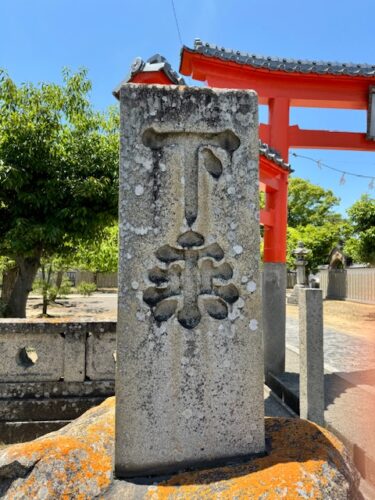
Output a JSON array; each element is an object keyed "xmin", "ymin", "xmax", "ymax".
[
  {"xmin": 118, "ymin": 44, "xmax": 375, "ymax": 380},
  {"xmin": 180, "ymin": 39, "xmax": 375, "ymax": 264}
]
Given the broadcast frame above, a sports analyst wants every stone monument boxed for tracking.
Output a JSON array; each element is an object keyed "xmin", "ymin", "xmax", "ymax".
[
  {"xmin": 287, "ymin": 241, "xmax": 310, "ymax": 305},
  {"xmin": 115, "ymin": 84, "xmax": 265, "ymax": 477}
]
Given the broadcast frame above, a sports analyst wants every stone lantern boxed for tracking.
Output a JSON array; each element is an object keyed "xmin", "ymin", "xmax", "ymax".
[{"xmin": 287, "ymin": 242, "xmax": 310, "ymax": 304}]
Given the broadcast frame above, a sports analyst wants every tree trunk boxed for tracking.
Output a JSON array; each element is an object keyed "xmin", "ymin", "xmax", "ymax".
[
  {"xmin": 4, "ymin": 254, "xmax": 41, "ymax": 318},
  {"xmin": 1, "ymin": 266, "xmax": 18, "ymax": 304},
  {"xmin": 55, "ymin": 270, "xmax": 63, "ymax": 289},
  {"xmin": 41, "ymin": 264, "xmax": 48, "ymax": 316}
]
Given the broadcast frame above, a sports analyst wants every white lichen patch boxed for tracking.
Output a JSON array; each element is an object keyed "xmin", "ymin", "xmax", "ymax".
[
  {"xmin": 233, "ymin": 245, "xmax": 243, "ymax": 255},
  {"xmin": 136, "ymin": 311, "xmax": 145, "ymax": 321},
  {"xmin": 249, "ymin": 319, "xmax": 258, "ymax": 331},
  {"xmin": 131, "ymin": 281, "xmax": 139, "ymax": 290},
  {"xmin": 143, "ymin": 158, "xmax": 153, "ymax": 171},
  {"xmin": 135, "ymin": 185, "xmax": 144, "ymax": 196},
  {"xmin": 246, "ymin": 281, "xmax": 257, "ymax": 293},
  {"xmin": 227, "ymin": 186, "xmax": 236, "ymax": 195},
  {"xmin": 237, "ymin": 297, "xmax": 245, "ymax": 309}
]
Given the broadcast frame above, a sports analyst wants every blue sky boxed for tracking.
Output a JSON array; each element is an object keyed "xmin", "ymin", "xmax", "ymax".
[{"xmin": 1, "ymin": 0, "xmax": 375, "ymax": 215}]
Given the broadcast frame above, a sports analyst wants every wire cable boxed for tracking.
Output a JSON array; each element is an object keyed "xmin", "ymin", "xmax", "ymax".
[
  {"xmin": 171, "ymin": 0, "xmax": 183, "ymax": 46},
  {"xmin": 291, "ymin": 152, "xmax": 375, "ymax": 189}
]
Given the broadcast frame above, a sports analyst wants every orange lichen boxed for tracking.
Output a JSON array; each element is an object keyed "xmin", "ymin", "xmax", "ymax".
[
  {"xmin": 1, "ymin": 398, "xmax": 356, "ymax": 499},
  {"xmin": 144, "ymin": 419, "xmax": 354, "ymax": 500}
]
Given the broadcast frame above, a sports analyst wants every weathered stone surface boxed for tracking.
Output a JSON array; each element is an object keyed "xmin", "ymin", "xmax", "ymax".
[
  {"xmin": 86, "ymin": 330, "xmax": 116, "ymax": 380},
  {"xmin": 0, "ymin": 380, "xmax": 115, "ymax": 399},
  {"xmin": 0, "ymin": 398, "xmax": 359, "ymax": 499},
  {"xmin": 0, "ymin": 396, "xmax": 105, "ymax": 421},
  {"xmin": 0, "ymin": 331, "xmax": 64, "ymax": 381},
  {"xmin": 0, "ymin": 381, "xmax": 114, "ymax": 444},
  {"xmin": 0, "ymin": 320, "xmax": 116, "ymax": 383},
  {"xmin": 63, "ymin": 330, "xmax": 86, "ymax": 382},
  {"xmin": 299, "ymin": 288, "xmax": 325, "ymax": 425},
  {"xmin": 117, "ymin": 84, "xmax": 264, "ymax": 476}
]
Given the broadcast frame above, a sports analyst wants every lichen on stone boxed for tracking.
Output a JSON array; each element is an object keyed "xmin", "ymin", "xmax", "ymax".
[{"xmin": 0, "ymin": 397, "xmax": 359, "ymax": 499}]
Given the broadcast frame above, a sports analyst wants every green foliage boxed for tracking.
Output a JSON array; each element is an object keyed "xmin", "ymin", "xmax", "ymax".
[
  {"xmin": 32, "ymin": 259, "xmax": 72, "ymax": 315},
  {"xmin": 288, "ymin": 177, "xmax": 341, "ymax": 227},
  {"xmin": 72, "ymin": 224, "xmax": 118, "ymax": 273},
  {"xmin": 0, "ymin": 256, "xmax": 13, "ymax": 274},
  {"xmin": 344, "ymin": 195, "xmax": 375, "ymax": 264},
  {"xmin": 58, "ymin": 277, "xmax": 72, "ymax": 297},
  {"xmin": 287, "ymin": 177, "xmax": 349, "ymax": 270},
  {"xmin": 0, "ymin": 69, "xmax": 119, "ymax": 260},
  {"xmin": 33, "ymin": 278, "xmax": 54, "ymax": 298},
  {"xmin": 77, "ymin": 281, "xmax": 97, "ymax": 296},
  {"xmin": 287, "ymin": 222, "xmax": 351, "ymax": 272}
]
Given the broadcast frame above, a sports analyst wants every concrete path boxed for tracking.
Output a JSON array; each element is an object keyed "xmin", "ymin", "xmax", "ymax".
[{"xmin": 278, "ymin": 315, "xmax": 375, "ymax": 496}]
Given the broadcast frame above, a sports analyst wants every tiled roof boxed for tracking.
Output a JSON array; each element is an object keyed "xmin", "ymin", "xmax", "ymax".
[
  {"xmin": 259, "ymin": 141, "xmax": 292, "ymax": 172},
  {"xmin": 113, "ymin": 54, "xmax": 185, "ymax": 99},
  {"xmin": 189, "ymin": 39, "xmax": 375, "ymax": 77}
]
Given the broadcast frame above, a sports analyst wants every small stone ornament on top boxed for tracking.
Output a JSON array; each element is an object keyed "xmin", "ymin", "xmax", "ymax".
[{"xmin": 143, "ymin": 230, "xmax": 239, "ymax": 329}]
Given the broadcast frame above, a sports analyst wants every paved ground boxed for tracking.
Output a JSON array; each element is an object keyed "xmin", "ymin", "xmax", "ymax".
[
  {"xmin": 286, "ymin": 315, "xmax": 375, "ymax": 377},
  {"xmin": 287, "ymin": 300, "xmax": 375, "ymax": 342}
]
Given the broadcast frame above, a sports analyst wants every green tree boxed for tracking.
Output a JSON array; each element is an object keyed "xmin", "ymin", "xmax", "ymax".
[
  {"xmin": 0, "ymin": 69, "xmax": 119, "ymax": 317},
  {"xmin": 287, "ymin": 222, "xmax": 351, "ymax": 272},
  {"xmin": 288, "ymin": 177, "xmax": 341, "ymax": 227},
  {"xmin": 73, "ymin": 224, "xmax": 118, "ymax": 273},
  {"xmin": 344, "ymin": 194, "xmax": 375, "ymax": 265},
  {"xmin": 287, "ymin": 177, "xmax": 349, "ymax": 270}
]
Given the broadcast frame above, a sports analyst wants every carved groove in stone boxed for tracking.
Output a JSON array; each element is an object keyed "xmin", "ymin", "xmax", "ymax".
[
  {"xmin": 142, "ymin": 128, "xmax": 240, "ymax": 227},
  {"xmin": 143, "ymin": 231, "xmax": 239, "ymax": 329},
  {"xmin": 201, "ymin": 148, "xmax": 223, "ymax": 179}
]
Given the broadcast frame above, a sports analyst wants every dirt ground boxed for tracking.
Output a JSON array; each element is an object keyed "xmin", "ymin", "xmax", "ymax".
[
  {"xmin": 25, "ymin": 292, "xmax": 374, "ymax": 343},
  {"xmin": 26, "ymin": 293, "xmax": 117, "ymax": 321},
  {"xmin": 287, "ymin": 300, "xmax": 375, "ymax": 343}
]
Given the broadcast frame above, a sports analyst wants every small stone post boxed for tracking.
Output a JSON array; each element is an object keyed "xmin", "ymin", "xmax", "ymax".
[
  {"xmin": 299, "ymin": 288, "xmax": 324, "ymax": 425},
  {"xmin": 263, "ymin": 263, "xmax": 286, "ymax": 382},
  {"xmin": 115, "ymin": 84, "xmax": 265, "ymax": 477}
]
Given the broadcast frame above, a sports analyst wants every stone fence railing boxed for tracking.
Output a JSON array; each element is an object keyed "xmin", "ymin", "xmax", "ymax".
[{"xmin": 0, "ymin": 320, "xmax": 116, "ymax": 443}]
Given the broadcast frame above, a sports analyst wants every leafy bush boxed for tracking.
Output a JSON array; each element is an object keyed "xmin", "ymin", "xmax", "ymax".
[
  {"xmin": 57, "ymin": 277, "xmax": 72, "ymax": 298},
  {"xmin": 77, "ymin": 281, "xmax": 97, "ymax": 296}
]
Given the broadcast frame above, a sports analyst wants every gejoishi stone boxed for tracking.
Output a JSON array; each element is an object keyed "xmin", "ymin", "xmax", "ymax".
[{"xmin": 116, "ymin": 84, "xmax": 265, "ymax": 477}]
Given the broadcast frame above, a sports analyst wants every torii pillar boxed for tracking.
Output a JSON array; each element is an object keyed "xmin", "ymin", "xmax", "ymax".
[{"xmin": 262, "ymin": 98, "xmax": 289, "ymax": 382}]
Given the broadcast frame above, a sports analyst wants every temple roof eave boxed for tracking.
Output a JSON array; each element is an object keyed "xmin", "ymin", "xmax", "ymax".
[{"xmin": 181, "ymin": 39, "xmax": 375, "ymax": 79}]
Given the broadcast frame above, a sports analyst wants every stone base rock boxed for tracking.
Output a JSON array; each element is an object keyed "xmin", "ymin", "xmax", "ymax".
[{"xmin": 0, "ymin": 397, "xmax": 359, "ymax": 499}]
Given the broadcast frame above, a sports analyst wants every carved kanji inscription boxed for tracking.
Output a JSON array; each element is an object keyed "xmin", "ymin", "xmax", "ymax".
[
  {"xmin": 143, "ymin": 230, "xmax": 239, "ymax": 329},
  {"xmin": 142, "ymin": 128, "xmax": 241, "ymax": 328}
]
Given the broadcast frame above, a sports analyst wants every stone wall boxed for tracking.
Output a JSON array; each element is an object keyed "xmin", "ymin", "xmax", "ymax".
[{"xmin": 0, "ymin": 320, "xmax": 116, "ymax": 443}]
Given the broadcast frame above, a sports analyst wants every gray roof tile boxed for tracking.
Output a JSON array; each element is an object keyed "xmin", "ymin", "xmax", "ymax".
[
  {"xmin": 113, "ymin": 54, "xmax": 185, "ymax": 99},
  {"xmin": 259, "ymin": 142, "xmax": 292, "ymax": 172},
  {"xmin": 190, "ymin": 39, "xmax": 375, "ymax": 77}
]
